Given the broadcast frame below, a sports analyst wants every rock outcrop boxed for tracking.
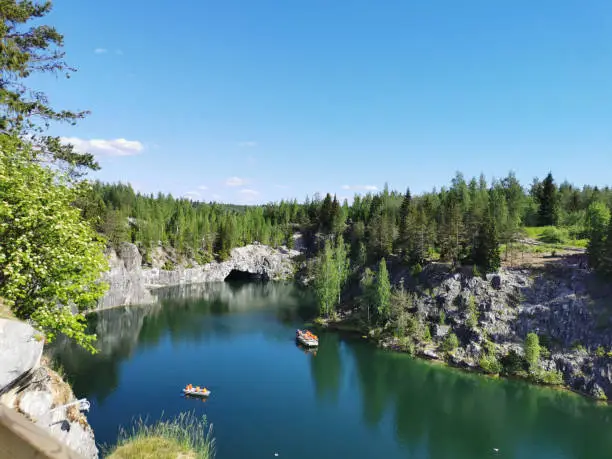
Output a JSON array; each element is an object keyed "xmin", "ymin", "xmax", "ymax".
[
  {"xmin": 0, "ymin": 318, "xmax": 98, "ymax": 458},
  {"xmin": 377, "ymin": 262, "xmax": 612, "ymax": 401},
  {"xmin": 0, "ymin": 319, "xmax": 44, "ymax": 390},
  {"xmin": 98, "ymin": 242, "xmax": 300, "ymax": 309}
]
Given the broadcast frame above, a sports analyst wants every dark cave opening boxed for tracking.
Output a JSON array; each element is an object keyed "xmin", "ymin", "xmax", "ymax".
[{"xmin": 224, "ymin": 269, "xmax": 268, "ymax": 281}]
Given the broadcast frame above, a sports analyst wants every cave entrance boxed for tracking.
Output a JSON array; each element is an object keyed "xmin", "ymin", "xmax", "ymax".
[{"xmin": 224, "ymin": 269, "xmax": 267, "ymax": 281}]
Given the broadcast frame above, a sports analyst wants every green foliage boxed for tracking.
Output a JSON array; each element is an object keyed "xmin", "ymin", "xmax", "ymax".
[
  {"xmin": 586, "ymin": 202, "xmax": 610, "ymax": 271},
  {"xmin": 472, "ymin": 212, "xmax": 501, "ymax": 273},
  {"xmin": 0, "ymin": 136, "xmax": 108, "ymax": 352},
  {"xmin": 524, "ymin": 332, "xmax": 541, "ymax": 372},
  {"xmin": 596, "ymin": 346, "xmax": 606, "ymax": 358},
  {"xmin": 479, "ymin": 353, "xmax": 502, "ymax": 375},
  {"xmin": 500, "ymin": 350, "xmax": 525, "ymax": 375},
  {"xmin": 390, "ymin": 281, "xmax": 413, "ymax": 336},
  {"xmin": 441, "ymin": 332, "xmax": 458, "ymax": 352},
  {"xmin": 410, "ymin": 263, "xmax": 423, "ymax": 277},
  {"xmin": 535, "ymin": 173, "xmax": 559, "ymax": 226},
  {"xmin": 439, "ymin": 309, "xmax": 446, "ymax": 325},
  {"xmin": 313, "ymin": 236, "xmax": 350, "ymax": 317},
  {"xmin": 531, "ymin": 369, "xmax": 564, "ymax": 386},
  {"xmin": 375, "ymin": 258, "xmax": 391, "ymax": 321},
  {"xmin": 538, "ymin": 226, "xmax": 568, "ymax": 244},
  {"xmin": 465, "ymin": 295, "xmax": 479, "ymax": 329},
  {"xmin": 0, "ymin": 0, "xmax": 98, "ymax": 175},
  {"xmin": 479, "ymin": 340, "xmax": 502, "ymax": 374},
  {"xmin": 423, "ymin": 324, "xmax": 432, "ymax": 342},
  {"xmin": 162, "ymin": 260, "xmax": 176, "ymax": 271}
]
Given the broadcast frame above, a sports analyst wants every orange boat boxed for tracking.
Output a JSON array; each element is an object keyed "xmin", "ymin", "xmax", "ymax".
[
  {"xmin": 182, "ymin": 384, "xmax": 211, "ymax": 398},
  {"xmin": 296, "ymin": 329, "xmax": 319, "ymax": 347}
]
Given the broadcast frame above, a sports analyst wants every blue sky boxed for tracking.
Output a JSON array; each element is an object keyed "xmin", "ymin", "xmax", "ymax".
[{"xmin": 37, "ymin": 0, "xmax": 612, "ymax": 204}]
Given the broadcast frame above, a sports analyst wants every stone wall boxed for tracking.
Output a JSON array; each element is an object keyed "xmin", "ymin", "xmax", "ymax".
[{"xmin": 97, "ymin": 242, "xmax": 300, "ymax": 309}]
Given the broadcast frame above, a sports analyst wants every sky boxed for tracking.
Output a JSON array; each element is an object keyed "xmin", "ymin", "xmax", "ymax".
[{"xmin": 33, "ymin": 0, "xmax": 612, "ymax": 204}]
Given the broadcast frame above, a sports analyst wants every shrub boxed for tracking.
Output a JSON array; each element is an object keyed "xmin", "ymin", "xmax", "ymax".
[
  {"xmin": 538, "ymin": 227, "xmax": 568, "ymax": 244},
  {"xmin": 524, "ymin": 332, "xmax": 541, "ymax": 372},
  {"xmin": 480, "ymin": 353, "xmax": 502, "ymax": 375},
  {"xmin": 422, "ymin": 324, "xmax": 432, "ymax": 342},
  {"xmin": 532, "ymin": 369, "xmax": 564, "ymax": 386},
  {"xmin": 596, "ymin": 346, "xmax": 606, "ymax": 358},
  {"xmin": 161, "ymin": 260, "xmax": 176, "ymax": 271},
  {"xmin": 442, "ymin": 333, "xmax": 459, "ymax": 353},
  {"xmin": 411, "ymin": 263, "xmax": 423, "ymax": 277},
  {"xmin": 501, "ymin": 350, "xmax": 525, "ymax": 375},
  {"xmin": 466, "ymin": 295, "xmax": 479, "ymax": 329}
]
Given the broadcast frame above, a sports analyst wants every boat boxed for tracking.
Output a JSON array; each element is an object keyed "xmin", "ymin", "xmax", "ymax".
[
  {"xmin": 296, "ymin": 329, "xmax": 319, "ymax": 347},
  {"xmin": 182, "ymin": 384, "xmax": 211, "ymax": 398}
]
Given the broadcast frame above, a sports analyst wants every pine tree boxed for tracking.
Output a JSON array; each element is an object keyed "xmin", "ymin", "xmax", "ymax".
[
  {"xmin": 375, "ymin": 258, "xmax": 391, "ymax": 322},
  {"xmin": 524, "ymin": 332, "xmax": 540, "ymax": 373},
  {"xmin": 473, "ymin": 213, "xmax": 501, "ymax": 273},
  {"xmin": 598, "ymin": 217, "xmax": 612, "ymax": 277},
  {"xmin": 313, "ymin": 241, "xmax": 338, "ymax": 317},
  {"xmin": 1, "ymin": 0, "xmax": 98, "ymax": 175},
  {"xmin": 398, "ymin": 187, "xmax": 412, "ymax": 241},
  {"xmin": 537, "ymin": 173, "xmax": 558, "ymax": 226},
  {"xmin": 586, "ymin": 201, "xmax": 610, "ymax": 271}
]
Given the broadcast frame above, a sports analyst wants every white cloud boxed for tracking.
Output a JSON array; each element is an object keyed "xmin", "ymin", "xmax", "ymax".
[
  {"xmin": 341, "ymin": 184, "xmax": 378, "ymax": 191},
  {"xmin": 94, "ymin": 48, "xmax": 108, "ymax": 54},
  {"xmin": 61, "ymin": 137, "xmax": 144, "ymax": 157},
  {"xmin": 238, "ymin": 141, "xmax": 257, "ymax": 147},
  {"xmin": 183, "ymin": 191, "xmax": 201, "ymax": 200},
  {"xmin": 225, "ymin": 176, "xmax": 246, "ymax": 187},
  {"xmin": 197, "ymin": 185, "xmax": 209, "ymax": 190}
]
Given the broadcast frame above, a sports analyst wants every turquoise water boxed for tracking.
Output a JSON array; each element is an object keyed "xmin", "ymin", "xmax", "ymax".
[{"xmin": 53, "ymin": 282, "xmax": 612, "ymax": 459}]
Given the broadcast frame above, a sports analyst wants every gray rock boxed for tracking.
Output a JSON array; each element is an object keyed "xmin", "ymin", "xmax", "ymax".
[
  {"xmin": 402, "ymin": 263, "xmax": 612, "ymax": 401},
  {"xmin": 589, "ymin": 383, "xmax": 607, "ymax": 400},
  {"xmin": 0, "ymin": 318, "xmax": 44, "ymax": 391},
  {"xmin": 434, "ymin": 324, "xmax": 450, "ymax": 338},
  {"xmin": 489, "ymin": 274, "xmax": 502, "ymax": 290},
  {"xmin": 19, "ymin": 390, "xmax": 53, "ymax": 420},
  {"xmin": 98, "ymin": 242, "xmax": 299, "ymax": 309}
]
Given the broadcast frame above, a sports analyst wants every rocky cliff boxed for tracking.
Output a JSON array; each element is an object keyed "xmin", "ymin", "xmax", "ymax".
[
  {"xmin": 98, "ymin": 242, "xmax": 300, "ymax": 309},
  {"xmin": 354, "ymin": 259, "xmax": 612, "ymax": 401},
  {"xmin": 0, "ymin": 319, "xmax": 98, "ymax": 458}
]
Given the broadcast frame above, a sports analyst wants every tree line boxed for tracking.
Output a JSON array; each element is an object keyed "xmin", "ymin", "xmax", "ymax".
[{"xmin": 3, "ymin": 0, "xmax": 612, "ymax": 352}]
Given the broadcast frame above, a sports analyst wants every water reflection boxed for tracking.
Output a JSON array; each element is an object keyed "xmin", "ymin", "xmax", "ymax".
[
  {"xmin": 311, "ymin": 336, "xmax": 612, "ymax": 459},
  {"xmin": 50, "ymin": 282, "xmax": 612, "ymax": 459},
  {"xmin": 52, "ymin": 282, "xmax": 315, "ymax": 401}
]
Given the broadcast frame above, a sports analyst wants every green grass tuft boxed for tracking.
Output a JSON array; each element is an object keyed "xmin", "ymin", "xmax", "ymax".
[{"xmin": 107, "ymin": 412, "xmax": 215, "ymax": 459}]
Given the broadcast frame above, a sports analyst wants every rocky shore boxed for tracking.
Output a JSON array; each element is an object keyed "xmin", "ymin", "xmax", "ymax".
[
  {"xmin": 0, "ymin": 318, "xmax": 98, "ymax": 458},
  {"xmin": 98, "ymin": 242, "xmax": 300, "ymax": 309},
  {"xmin": 324, "ymin": 259, "xmax": 612, "ymax": 402}
]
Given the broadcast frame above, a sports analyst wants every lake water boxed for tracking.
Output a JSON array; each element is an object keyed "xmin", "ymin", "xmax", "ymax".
[{"xmin": 53, "ymin": 281, "xmax": 612, "ymax": 459}]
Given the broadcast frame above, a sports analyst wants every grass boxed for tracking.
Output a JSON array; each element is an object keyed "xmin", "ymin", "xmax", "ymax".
[
  {"xmin": 106, "ymin": 412, "xmax": 215, "ymax": 459},
  {"xmin": 523, "ymin": 226, "xmax": 588, "ymax": 249}
]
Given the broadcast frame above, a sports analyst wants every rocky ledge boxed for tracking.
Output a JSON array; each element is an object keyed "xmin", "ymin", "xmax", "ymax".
[
  {"xmin": 0, "ymin": 318, "xmax": 98, "ymax": 458},
  {"xmin": 98, "ymin": 242, "xmax": 300, "ymax": 309},
  {"xmin": 347, "ymin": 260, "xmax": 612, "ymax": 401}
]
